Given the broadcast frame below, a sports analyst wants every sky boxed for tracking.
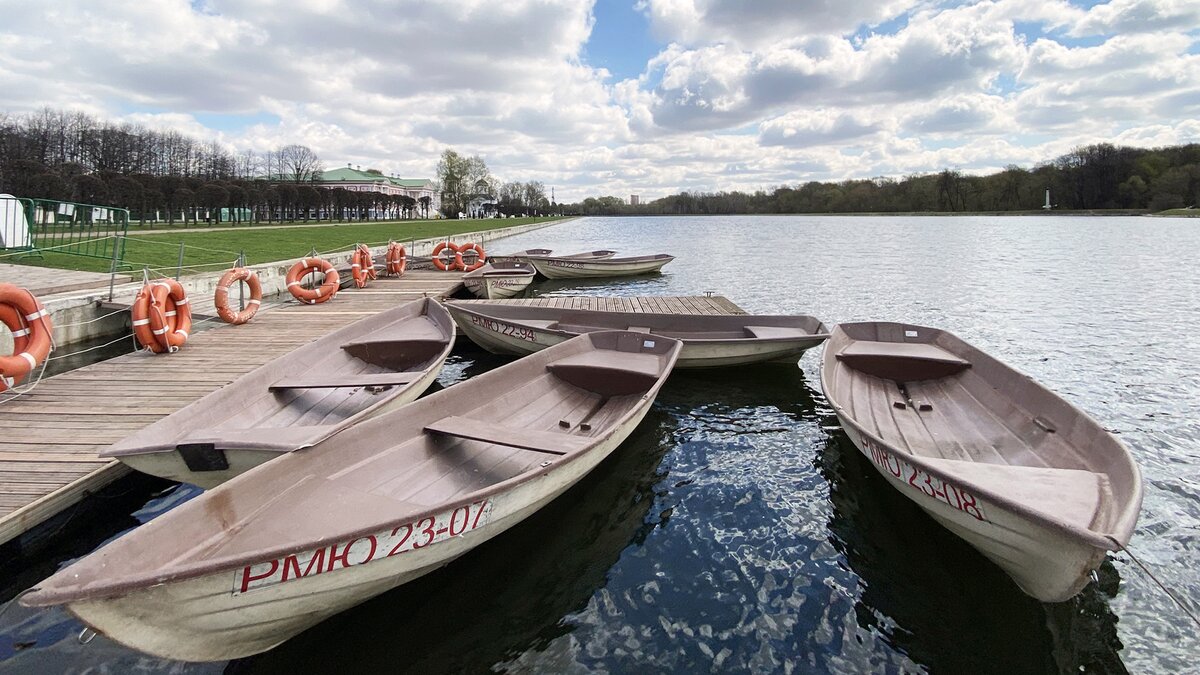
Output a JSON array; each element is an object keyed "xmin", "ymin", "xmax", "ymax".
[{"xmin": 0, "ymin": 0, "xmax": 1197, "ymax": 202}]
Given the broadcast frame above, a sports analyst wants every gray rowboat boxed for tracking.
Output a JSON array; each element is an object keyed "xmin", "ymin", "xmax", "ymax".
[
  {"xmin": 819, "ymin": 321, "xmax": 1142, "ymax": 602},
  {"xmin": 529, "ymin": 254, "xmax": 673, "ymax": 280},
  {"xmin": 447, "ymin": 301, "xmax": 828, "ymax": 368},
  {"xmin": 101, "ymin": 297, "xmax": 455, "ymax": 488},
  {"xmin": 25, "ymin": 331, "xmax": 682, "ymax": 661}
]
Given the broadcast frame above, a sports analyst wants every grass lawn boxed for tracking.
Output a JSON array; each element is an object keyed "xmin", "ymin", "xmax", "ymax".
[
  {"xmin": 1155, "ymin": 208, "xmax": 1200, "ymax": 217},
  {"xmin": 8, "ymin": 217, "xmax": 568, "ymax": 275}
]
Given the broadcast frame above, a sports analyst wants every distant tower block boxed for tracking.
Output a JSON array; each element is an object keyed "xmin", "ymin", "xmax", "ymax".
[{"xmin": 630, "ymin": 194, "xmax": 640, "ymax": 206}]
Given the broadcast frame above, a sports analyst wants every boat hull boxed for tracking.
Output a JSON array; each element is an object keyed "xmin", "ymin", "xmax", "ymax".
[
  {"xmin": 530, "ymin": 257, "xmax": 671, "ymax": 280},
  {"xmin": 63, "ymin": 402, "xmax": 651, "ymax": 661},
  {"xmin": 453, "ymin": 309, "xmax": 823, "ymax": 368},
  {"xmin": 834, "ymin": 415, "xmax": 1107, "ymax": 602},
  {"xmin": 463, "ymin": 274, "xmax": 534, "ymax": 299},
  {"xmin": 112, "ymin": 361, "xmax": 447, "ymax": 489}
]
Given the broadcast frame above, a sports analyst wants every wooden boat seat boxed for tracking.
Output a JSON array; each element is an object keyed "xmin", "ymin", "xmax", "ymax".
[
  {"xmin": 921, "ymin": 457, "xmax": 1108, "ymax": 531},
  {"xmin": 547, "ymin": 350, "xmax": 662, "ymax": 396},
  {"xmin": 425, "ymin": 415, "xmax": 591, "ymax": 455},
  {"xmin": 837, "ymin": 341, "xmax": 970, "ymax": 381},
  {"xmin": 743, "ymin": 325, "xmax": 814, "ymax": 340},
  {"xmin": 269, "ymin": 372, "xmax": 418, "ymax": 391}
]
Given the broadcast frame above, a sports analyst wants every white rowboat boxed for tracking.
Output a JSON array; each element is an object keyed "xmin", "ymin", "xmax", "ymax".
[
  {"xmin": 447, "ymin": 302, "xmax": 829, "ymax": 368},
  {"xmin": 819, "ymin": 322, "xmax": 1142, "ymax": 602},
  {"xmin": 461, "ymin": 261, "xmax": 536, "ymax": 299},
  {"xmin": 23, "ymin": 331, "xmax": 682, "ymax": 661},
  {"xmin": 101, "ymin": 298, "xmax": 455, "ymax": 488},
  {"xmin": 529, "ymin": 254, "xmax": 673, "ymax": 280}
]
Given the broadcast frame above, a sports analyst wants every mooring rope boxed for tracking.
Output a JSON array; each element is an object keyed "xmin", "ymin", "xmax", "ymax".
[
  {"xmin": 0, "ymin": 589, "xmax": 34, "ymax": 624},
  {"xmin": 1107, "ymin": 535, "xmax": 1200, "ymax": 630}
]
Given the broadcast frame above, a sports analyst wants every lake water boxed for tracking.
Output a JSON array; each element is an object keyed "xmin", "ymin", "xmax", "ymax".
[{"xmin": 2, "ymin": 215, "xmax": 1197, "ymax": 673}]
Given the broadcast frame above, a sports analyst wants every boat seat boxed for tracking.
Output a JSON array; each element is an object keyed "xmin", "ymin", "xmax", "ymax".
[
  {"xmin": 743, "ymin": 325, "xmax": 815, "ymax": 340},
  {"xmin": 547, "ymin": 350, "xmax": 662, "ymax": 396},
  {"xmin": 920, "ymin": 457, "xmax": 1108, "ymax": 531},
  {"xmin": 269, "ymin": 372, "xmax": 417, "ymax": 391},
  {"xmin": 837, "ymin": 341, "xmax": 970, "ymax": 381},
  {"xmin": 424, "ymin": 415, "xmax": 591, "ymax": 455}
]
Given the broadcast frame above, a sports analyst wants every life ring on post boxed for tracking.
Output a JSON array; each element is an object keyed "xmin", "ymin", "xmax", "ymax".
[
  {"xmin": 431, "ymin": 241, "xmax": 458, "ymax": 271},
  {"xmin": 385, "ymin": 242, "xmax": 406, "ymax": 276},
  {"xmin": 214, "ymin": 268, "xmax": 262, "ymax": 325},
  {"xmin": 351, "ymin": 244, "xmax": 377, "ymax": 288},
  {"xmin": 147, "ymin": 280, "xmax": 191, "ymax": 353},
  {"xmin": 0, "ymin": 284, "xmax": 53, "ymax": 391},
  {"xmin": 455, "ymin": 242, "xmax": 486, "ymax": 272},
  {"xmin": 286, "ymin": 257, "xmax": 340, "ymax": 304}
]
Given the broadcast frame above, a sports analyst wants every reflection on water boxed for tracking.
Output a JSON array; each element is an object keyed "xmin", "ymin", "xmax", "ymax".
[{"xmin": 1, "ymin": 215, "xmax": 1197, "ymax": 673}]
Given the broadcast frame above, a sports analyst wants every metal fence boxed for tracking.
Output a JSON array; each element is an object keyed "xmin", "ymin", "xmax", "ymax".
[{"xmin": 0, "ymin": 195, "xmax": 129, "ymax": 265}]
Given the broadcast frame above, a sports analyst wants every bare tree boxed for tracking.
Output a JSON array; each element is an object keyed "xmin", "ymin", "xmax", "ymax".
[{"xmin": 276, "ymin": 144, "xmax": 323, "ymax": 183}]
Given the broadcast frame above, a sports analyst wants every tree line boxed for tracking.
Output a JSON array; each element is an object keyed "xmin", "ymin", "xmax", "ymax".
[
  {"xmin": 0, "ymin": 107, "xmax": 430, "ymax": 225},
  {"xmin": 565, "ymin": 142, "xmax": 1200, "ymax": 216},
  {"xmin": 436, "ymin": 149, "xmax": 550, "ymax": 217}
]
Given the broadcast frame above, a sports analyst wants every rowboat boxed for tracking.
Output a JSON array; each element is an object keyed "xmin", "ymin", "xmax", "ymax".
[
  {"xmin": 101, "ymin": 298, "xmax": 455, "ymax": 488},
  {"xmin": 448, "ymin": 302, "xmax": 828, "ymax": 368},
  {"xmin": 23, "ymin": 331, "xmax": 682, "ymax": 661},
  {"xmin": 529, "ymin": 254, "xmax": 673, "ymax": 280},
  {"xmin": 819, "ymin": 322, "xmax": 1142, "ymax": 602},
  {"xmin": 487, "ymin": 249, "xmax": 617, "ymax": 264},
  {"xmin": 461, "ymin": 261, "xmax": 536, "ymax": 299}
]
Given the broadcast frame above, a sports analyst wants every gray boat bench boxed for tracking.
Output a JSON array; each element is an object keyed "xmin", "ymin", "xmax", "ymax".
[
  {"xmin": 425, "ymin": 416, "xmax": 591, "ymax": 456},
  {"xmin": 837, "ymin": 341, "xmax": 971, "ymax": 381},
  {"xmin": 546, "ymin": 350, "xmax": 662, "ymax": 396},
  {"xmin": 269, "ymin": 372, "xmax": 418, "ymax": 391},
  {"xmin": 920, "ymin": 456, "xmax": 1108, "ymax": 531}
]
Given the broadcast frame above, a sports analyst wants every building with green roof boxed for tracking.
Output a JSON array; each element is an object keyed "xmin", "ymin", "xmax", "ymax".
[{"xmin": 316, "ymin": 165, "xmax": 438, "ymax": 216}]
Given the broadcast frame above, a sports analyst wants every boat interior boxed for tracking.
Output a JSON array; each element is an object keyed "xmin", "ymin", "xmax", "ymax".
[
  {"xmin": 105, "ymin": 301, "xmax": 454, "ymax": 458},
  {"xmin": 825, "ymin": 322, "xmax": 1140, "ymax": 537},
  {"xmin": 42, "ymin": 333, "xmax": 681, "ymax": 591}
]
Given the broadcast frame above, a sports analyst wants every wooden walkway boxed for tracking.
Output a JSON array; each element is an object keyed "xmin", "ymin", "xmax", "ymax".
[{"xmin": 0, "ymin": 282, "xmax": 746, "ymax": 546}]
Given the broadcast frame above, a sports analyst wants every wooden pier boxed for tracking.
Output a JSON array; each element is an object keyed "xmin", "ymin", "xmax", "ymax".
[{"xmin": 0, "ymin": 281, "xmax": 745, "ymax": 546}]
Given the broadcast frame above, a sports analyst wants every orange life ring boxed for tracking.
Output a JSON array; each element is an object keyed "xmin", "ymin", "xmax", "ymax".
[
  {"xmin": 214, "ymin": 268, "xmax": 262, "ymax": 325},
  {"xmin": 286, "ymin": 257, "xmax": 340, "ymax": 304},
  {"xmin": 431, "ymin": 241, "xmax": 458, "ymax": 271},
  {"xmin": 131, "ymin": 285, "xmax": 164, "ymax": 353},
  {"xmin": 147, "ymin": 280, "xmax": 191, "ymax": 352},
  {"xmin": 385, "ymin": 242, "xmax": 406, "ymax": 276},
  {"xmin": 351, "ymin": 244, "xmax": 377, "ymax": 288},
  {"xmin": 0, "ymin": 284, "xmax": 53, "ymax": 391},
  {"xmin": 455, "ymin": 242, "xmax": 487, "ymax": 271}
]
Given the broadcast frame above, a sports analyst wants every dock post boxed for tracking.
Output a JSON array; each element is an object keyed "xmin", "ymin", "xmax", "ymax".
[
  {"xmin": 107, "ymin": 236, "xmax": 121, "ymax": 302},
  {"xmin": 175, "ymin": 242, "xmax": 185, "ymax": 280},
  {"xmin": 238, "ymin": 250, "xmax": 246, "ymax": 311}
]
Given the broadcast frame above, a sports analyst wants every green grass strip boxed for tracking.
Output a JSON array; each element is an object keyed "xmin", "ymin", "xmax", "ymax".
[{"xmin": 8, "ymin": 217, "xmax": 567, "ymax": 275}]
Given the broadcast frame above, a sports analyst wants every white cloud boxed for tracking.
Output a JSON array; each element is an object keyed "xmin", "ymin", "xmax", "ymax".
[
  {"xmin": 638, "ymin": 0, "xmax": 919, "ymax": 48},
  {"xmin": 0, "ymin": 0, "xmax": 1196, "ymax": 201}
]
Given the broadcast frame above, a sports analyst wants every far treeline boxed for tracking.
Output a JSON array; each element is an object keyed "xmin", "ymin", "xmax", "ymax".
[
  {"xmin": 0, "ymin": 108, "xmax": 550, "ymax": 225},
  {"xmin": 566, "ymin": 143, "xmax": 1200, "ymax": 216}
]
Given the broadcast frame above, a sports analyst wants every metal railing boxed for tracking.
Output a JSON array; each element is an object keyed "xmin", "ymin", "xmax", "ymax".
[{"xmin": 0, "ymin": 196, "xmax": 130, "ymax": 265}]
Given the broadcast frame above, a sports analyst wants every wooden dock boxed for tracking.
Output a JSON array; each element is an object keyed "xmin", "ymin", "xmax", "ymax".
[{"xmin": 0, "ymin": 283, "xmax": 745, "ymax": 546}]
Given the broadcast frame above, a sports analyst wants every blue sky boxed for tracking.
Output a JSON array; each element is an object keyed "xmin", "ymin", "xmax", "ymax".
[
  {"xmin": 584, "ymin": 0, "xmax": 662, "ymax": 81},
  {"xmin": 0, "ymin": 0, "xmax": 1197, "ymax": 201}
]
